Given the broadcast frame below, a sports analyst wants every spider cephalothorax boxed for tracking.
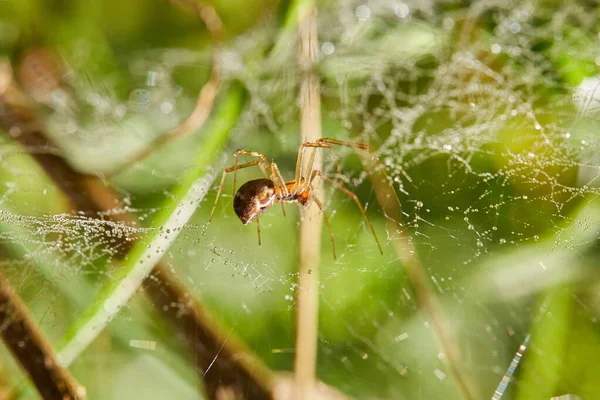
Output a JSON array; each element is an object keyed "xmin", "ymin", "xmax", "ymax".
[
  {"xmin": 209, "ymin": 137, "xmax": 395, "ymax": 259},
  {"xmin": 233, "ymin": 179, "xmax": 276, "ymax": 224}
]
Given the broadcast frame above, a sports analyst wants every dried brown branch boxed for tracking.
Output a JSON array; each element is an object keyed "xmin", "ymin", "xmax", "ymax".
[
  {"xmin": 0, "ymin": 62, "xmax": 11, "ymax": 97},
  {"xmin": 168, "ymin": 0, "xmax": 223, "ymax": 39},
  {"xmin": 0, "ymin": 272, "xmax": 86, "ymax": 400},
  {"xmin": 0, "ymin": 357, "xmax": 15, "ymax": 400},
  {"xmin": 144, "ymin": 266, "xmax": 273, "ymax": 399},
  {"xmin": 111, "ymin": 0, "xmax": 224, "ymax": 175},
  {"xmin": 365, "ymin": 158, "xmax": 481, "ymax": 400},
  {"xmin": 294, "ymin": 3, "xmax": 322, "ymax": 400},
  {"xmin": 113, "ymin": 66, "xmax": 221, "ymax": 175},
  {"xmin": 273, "ymin": 374, "xmax": 350, "ymax": 400}
]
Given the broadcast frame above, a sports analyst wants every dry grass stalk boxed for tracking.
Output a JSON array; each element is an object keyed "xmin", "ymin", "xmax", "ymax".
[
  {"xmin": 366, "ymin": 159, "xmax": 481, "ymax": 400},
  {"xmin": 294, "ymin": 3, "xmax": 323, "ymax": 399}
]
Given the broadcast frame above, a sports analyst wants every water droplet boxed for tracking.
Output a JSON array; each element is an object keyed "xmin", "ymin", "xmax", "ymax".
[
  {"xmin": 160, "ymin": 101, "xmax": 173, "ymax": 114},
  {"xmin": 442, "ymin": 17, "xmax": 455, "ymax": 30},
  {"xmin": 509, "ymin": 22, "xmax": 521, "ymax": 34},
  {"xmin": 129, "ymin": 89, "xmax": 150, "ymax": 111},
  {"xmin": 355, "ymin": 4, "xmax": 371, "ymax": 21},
  {"xmin": 114, "ymin": 104, "xmax": 127, "ymax": 119},
  {"xmin": 395, "ymin": 3, "xmax": 410, "ymax": 18},
  {"xmin": 321, "ymin": 42, "xmax": 335, "ymax": 55}
]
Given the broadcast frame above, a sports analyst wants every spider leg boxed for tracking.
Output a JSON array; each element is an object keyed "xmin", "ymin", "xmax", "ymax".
[
  {"xmin": 256, "ymin": 217, "xmax": 261, "ymax": 246},
  {"xmin": 232, "ymin": 150, "xmax": 270, "ymax": 196},
  {"xmin": 311, "ymin": 170, "xmax": 383, "ymax": 255},
  {"xmin": 304, "ymin": 138, "xmax": 401, "ymax": 209},
  {"xmin": 268, "ymin": 161, "xmax": 289, "ymax": 216},
  {"xmin": 208, "ymin": 160, "xmax": 264, "ymax": 222},
  {"xmin": 315, "ymin": 137, "xmax": 373, "ymax": 152},
  {"xmin": 269, "ymin": 162, "xmax": 289, "ymax": 197},
  {"xmin": 303, "ymin": 144, "xmax": 348, "ymax": 192},
  {"xmin": 233, "ymin": 150, "xmax": 288, "ymax": 196},
  {"xmin": 294, "ymin": 142, "xmax": 334, "ymax": 194},
  {"xmin": 296, "ymin": 138, "xmax": 373, "ymax": 181},
  {"xmin": 318, "ymin": 139, "xmax": 401, "ymax": 203},
  {"xmin": 311, "ymin": 196, "xmax": 336, "ymax": 260},
  {"xmin": 294, "ymin": 138, "xmax": 371, "ymax": 194}
]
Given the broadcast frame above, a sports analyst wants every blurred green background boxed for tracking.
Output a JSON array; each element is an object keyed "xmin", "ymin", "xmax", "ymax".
[{"xmin": 2, "ymin": 0, "xmax": 600, "ymax": 399}]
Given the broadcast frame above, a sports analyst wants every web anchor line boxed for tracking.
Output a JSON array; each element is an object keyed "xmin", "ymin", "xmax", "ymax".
[{"xmin": 491, "ymin": 334, "xmax": 530, "ymax": 400}]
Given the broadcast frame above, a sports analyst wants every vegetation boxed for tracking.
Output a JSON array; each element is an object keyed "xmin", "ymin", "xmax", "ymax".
[{"xmin": 1, "ymin": 0, "xmax": 600, "ymax": 399}]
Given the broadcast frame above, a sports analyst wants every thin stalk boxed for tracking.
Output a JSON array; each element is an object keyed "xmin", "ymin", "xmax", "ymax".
[
  {"xmin": 366, "ymin": 161, "xmax": 481, "ymax": 400},
  {"xmin": 112, "ymin": 0, "xmax": 224, "ymax": 175},
  {"xmin": 0, "ymin": 271, "xmax": 86, "ymax": 400},
  {"xmin": 0, "ymin": 61, "xmax": 10, "ymax": 95},
  {"xmin": 294, "ymin": 2, "xmax": 322, "ymax": 399},
  {"xmin": 270, "ymin": 0, "xmax": 311, "ymax": 63}
]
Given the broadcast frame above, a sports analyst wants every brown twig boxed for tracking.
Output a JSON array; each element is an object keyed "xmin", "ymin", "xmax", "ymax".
[
  {"xmin": 294, "ymin": 3, "xmax": 322, "ymax": 399},
  {"xmin": 111, "ymin": 0, "xmax": 224, "ymax": 175},
  {"xmin": 365, "ymin": 158, "xmax": 481, "ymax": 400},
  {"xmin": 0, "ymin": 356, "xmax": 15, "ymax": 400},
  {"xmin": 0, "ymin": 62, "xmax": 11, "ymax": 97},
  {"xmin": 0, "ymin": 272, "xmax": 86, "ymax": 400},
  {"xmin": 144, "ymin": 266, "xmax": 273, "ymax": 399},
  {"xmin": 168, "ymin": 0, "xmax": 223, "ymax": 39}
]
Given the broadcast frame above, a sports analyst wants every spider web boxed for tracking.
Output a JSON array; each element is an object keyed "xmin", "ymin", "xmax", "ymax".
[{"xmin": 1, "ymin": 0, "xmax": 600, "ymax": 399}]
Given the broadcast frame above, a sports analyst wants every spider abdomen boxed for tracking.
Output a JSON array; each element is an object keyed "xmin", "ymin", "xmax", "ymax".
[{"xmin": 233, "ymin": 179, "xmax": 276, "ymax": 224}]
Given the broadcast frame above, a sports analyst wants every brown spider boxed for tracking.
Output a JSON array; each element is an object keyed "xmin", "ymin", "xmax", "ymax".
[{"xmin": 208, "ymin": 138, "xmax": 391, "ymax": 259}]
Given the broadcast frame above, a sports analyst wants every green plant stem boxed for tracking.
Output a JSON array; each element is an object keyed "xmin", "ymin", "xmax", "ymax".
[{"xmin": 57, "ymin": 86, "xmax": 244, "ymax": 367}]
